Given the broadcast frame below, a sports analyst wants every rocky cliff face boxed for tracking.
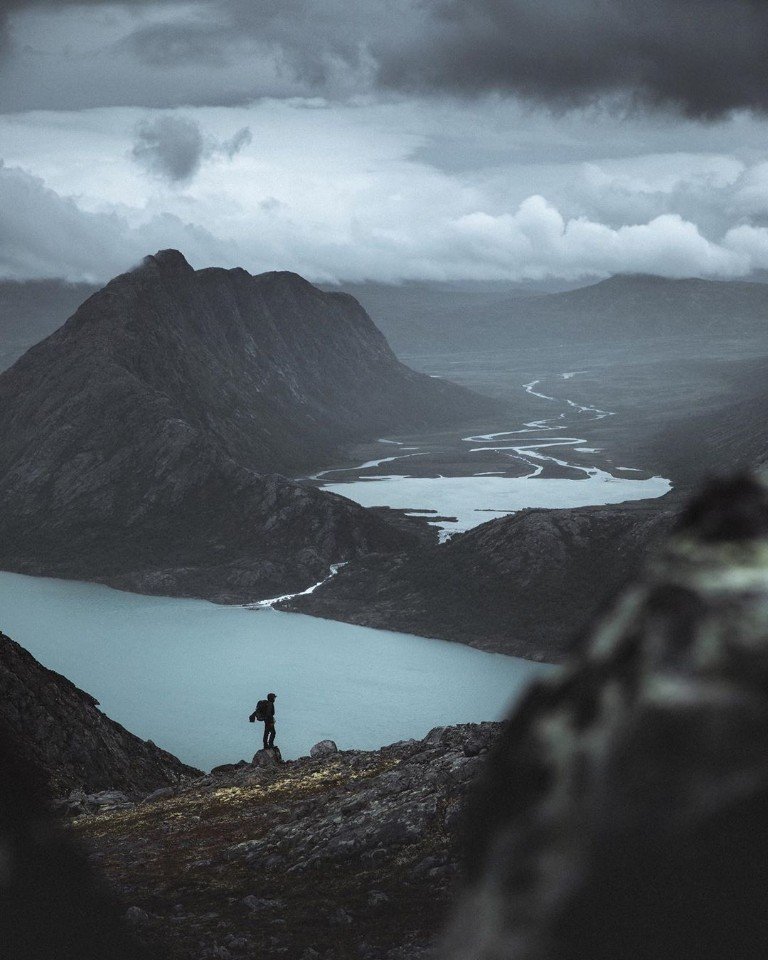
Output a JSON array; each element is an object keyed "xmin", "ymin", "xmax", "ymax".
[
  {"xmin": 0, "ymin": 250, "xmax": 496, "ymax": 600},
  {"xmin": 446, "ymin": 474, "xmax": 768, "ymax": 960},
  {"xmin": 285, "ymin": 497, "xmax": 675, "ymax": 660},
  {"xmin": 0, "ymin": 630, "xmax": 200, "ymax": 796}
]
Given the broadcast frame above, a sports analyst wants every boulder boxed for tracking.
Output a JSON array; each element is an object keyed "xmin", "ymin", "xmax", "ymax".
[
  {"xmin": 309, "ymin": 740, "xmax": 338, "ymax": 759},
  {"xmin": 211, "ymin": 760, "xmax": 248, "ymax": 777},
  {"xmin": 251, "ymin": 748, "xmax": 282, "ymax": 767}
]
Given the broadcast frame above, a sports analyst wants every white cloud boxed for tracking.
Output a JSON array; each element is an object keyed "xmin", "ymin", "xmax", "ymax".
[
  {"xmin": 3, "ymin": 101, "xmax": 768, "ymax": 284},
  {"xmin": 0, "ymin": 161, "xmax": 235, "ymax": 281}
]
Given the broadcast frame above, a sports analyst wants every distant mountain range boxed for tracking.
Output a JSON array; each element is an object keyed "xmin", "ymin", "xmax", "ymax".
[
  {"xmin": 0, "ymin": 250, "xmax": 496, "ymax": 600},
  {"xmin": 655, "ymin": 359, "xmax": 768, "ymax": 480},
  {"xmin": 341, "ymin": 274, "xmax": 768, "ymax": 354}
]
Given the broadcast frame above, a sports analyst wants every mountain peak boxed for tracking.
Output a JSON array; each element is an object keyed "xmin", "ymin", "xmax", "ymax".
[{"xmin": 139, "ymin": 249, "xmax": 194, "ymax": 277}]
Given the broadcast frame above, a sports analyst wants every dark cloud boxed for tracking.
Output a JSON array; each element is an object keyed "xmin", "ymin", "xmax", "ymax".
[
  {"xmin": 131, "ymin": 116, "xmax": 252, "ymax": 182},
  {"xmin": 379, "ymin": 0, "xmax": 768, "ymax": 118},
  {"xmin": 132, "ymin": 115, "xmax": 204, "ymax": 182},
  {"xmin": 3, "ymin": 1, "xmax": 768, "ymax": 117},
  {"xmin": 123, "ymin": 0, "xmax": 768, "ymax": 118},
  {"xmin": 0, "ymin": 0, "xmax": 162, "ymax": 49}
]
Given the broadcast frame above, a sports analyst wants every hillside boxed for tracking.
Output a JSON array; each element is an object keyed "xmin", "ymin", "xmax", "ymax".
[
  {"xmin": 284, "ymin": 497, "xmax": 676, "ymax": 660},
  {"xmin": 0, "ymin": 630, "xmax": 199, "ymax": 796},
  {"xmin": 0, "ymin": 250, "xmax": 498, "ymax": 600},
  {"xmin": 653, "ymin": 357, "xmax": 768, "ymax": 482},
  {"xmin": 67, "ymin": 723, "xmax": 496, "ymax": 960}
]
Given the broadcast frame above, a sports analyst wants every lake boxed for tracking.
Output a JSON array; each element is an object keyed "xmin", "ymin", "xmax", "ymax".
[{"xmin": 0, "ymin": 571, "xmax": 551, "ymax": 772}]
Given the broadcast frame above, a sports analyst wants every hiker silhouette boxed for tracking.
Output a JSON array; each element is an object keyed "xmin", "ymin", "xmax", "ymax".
[{"xmin": 249, "ymin": 692, "xmax": 277, "ymax": 749}]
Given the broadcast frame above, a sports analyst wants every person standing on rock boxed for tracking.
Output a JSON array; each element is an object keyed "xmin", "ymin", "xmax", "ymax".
[{"xmin": 249, "ymin": 692, "xmax": 277, "ymax": 750}]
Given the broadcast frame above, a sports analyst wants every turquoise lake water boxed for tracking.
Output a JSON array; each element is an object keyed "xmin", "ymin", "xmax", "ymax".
[{"xmin": 0, "ymin": 572, "xmax": 551, "ymax": 771}]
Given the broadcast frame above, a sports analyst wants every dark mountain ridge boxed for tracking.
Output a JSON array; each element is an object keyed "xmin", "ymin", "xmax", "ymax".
[
  {"xmin": 653, "ymin": 356, "xmax": 768, "ymax": 482},
  {"xmin": 511, "ymin": 273, "xmax": 768, "ymax": 341},
  {"xmin": 0, "ymin": 250, "xmax": 497, "ymax": 600},
  {"xmin": 284, "ymin": 496, "xmax": 676, "ymax": 660}
]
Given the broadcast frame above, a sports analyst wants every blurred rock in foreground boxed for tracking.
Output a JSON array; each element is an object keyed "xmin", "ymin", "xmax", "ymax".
[{"xmin": 447, "ymin": 474, "xmax": 768, "ymax": 960}]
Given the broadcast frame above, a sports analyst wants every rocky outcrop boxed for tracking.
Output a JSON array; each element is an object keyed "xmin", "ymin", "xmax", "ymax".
[
  {"xmin": 9, "ymin": 474, "xmax": 768, "ymax": 958},
  {"xmin": 70, "ymin": 722, "xmax": 500, "ymax": 960},
  {"xmin": 0, "ymin": 630, "xmax": 200, "ymax": 796},
  {"xmin": 284, "ymin": 496, "xmax": 676, "ymax": 660},
  {"xmin": 0, "ymin": 250, "xmax": 497, "ymax": 600},
  {"xmin": 446, "ymin": 474, "xmax": 768, "ymax": 959}
]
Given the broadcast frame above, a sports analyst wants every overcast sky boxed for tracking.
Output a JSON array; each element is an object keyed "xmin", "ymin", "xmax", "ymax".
[{"xmin": 3, "ymin": 0, "xmax": 768, "ymax": 284}]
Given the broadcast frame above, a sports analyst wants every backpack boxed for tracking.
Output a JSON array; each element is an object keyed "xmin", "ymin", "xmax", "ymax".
[{"xmin": 254, "ymin": 699, "xmax": 269, "ymax": 722}]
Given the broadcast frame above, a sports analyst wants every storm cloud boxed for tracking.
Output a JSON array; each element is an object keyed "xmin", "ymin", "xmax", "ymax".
[
  {"xmin": 4, "ymin": 1, "xmax": 768, "ymax": 116},
  {"xmin": 379, "ymin": 0, "xmax": 768, "ymax": 118},
  {"xmin": 102, "ymin": 0, "xmax": 768, "ymax": 117}
]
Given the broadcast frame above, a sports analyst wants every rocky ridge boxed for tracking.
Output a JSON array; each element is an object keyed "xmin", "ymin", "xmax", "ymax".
[
  {"xmin": 69, "ymin": 723, "xmax": 500, "ymax": 960},
  {"xmin": 0, "ymin": 250, "xmax": 498, "ymax": 601},
  {"xmin": 284, "ymin": 496, "xmax": 676, "ymax": 659},
  {"xmin": 0, "ymin": 630, "xmax": 200, "ymax": 796}
]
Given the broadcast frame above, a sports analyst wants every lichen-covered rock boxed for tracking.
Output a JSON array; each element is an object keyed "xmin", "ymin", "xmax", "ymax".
[
  {"xmin": 446, "ymin": 475, "xmax": 768, "ymax": 960},
  {"xmin": 252, "ymin": 747, "xmax": 283, "ymax": 767},
  {"xmin": 141, "ymin": 786, "xmax": 175, "ymax": 805},
  {"xmin": 309, "ymin": 739, "xmax": 338, "ymax": 759}
]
